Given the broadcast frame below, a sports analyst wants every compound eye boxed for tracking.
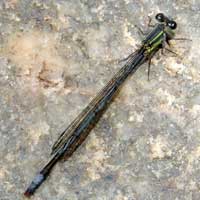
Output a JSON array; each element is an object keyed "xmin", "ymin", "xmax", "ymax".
[
  {"xmin": 167, "ymin": 20, "xmax": 177, "ymax": 29},
  {"xmin": 155, "ymin": 13, "xmax": 165, "ymax": 22}
]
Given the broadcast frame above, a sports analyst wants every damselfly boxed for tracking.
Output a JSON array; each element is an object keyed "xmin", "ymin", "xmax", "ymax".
[{"xmin": 24, "ymin": 13, "xmax": 179, "ymax": 197}]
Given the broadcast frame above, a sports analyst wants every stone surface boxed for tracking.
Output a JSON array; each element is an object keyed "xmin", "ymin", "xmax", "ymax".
[{"xmin": 0, "ymin": 1, "xmax": 200, "ymax": 200}]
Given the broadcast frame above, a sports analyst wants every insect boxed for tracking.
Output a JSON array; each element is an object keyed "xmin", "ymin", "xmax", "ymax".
[{"xmin": 24, "ymin": 13, "xmax": 179, "ymax": 197}]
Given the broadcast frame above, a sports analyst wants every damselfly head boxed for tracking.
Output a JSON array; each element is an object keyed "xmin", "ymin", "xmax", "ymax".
[{"xmin": 155, "ymin": 13, "xmax": 177, "ymax": 30}]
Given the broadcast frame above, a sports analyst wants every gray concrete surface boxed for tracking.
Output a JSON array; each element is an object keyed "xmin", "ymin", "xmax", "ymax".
[{"xmin": 0, "ymin": 0, "xmax": 199, "ymax": 200}]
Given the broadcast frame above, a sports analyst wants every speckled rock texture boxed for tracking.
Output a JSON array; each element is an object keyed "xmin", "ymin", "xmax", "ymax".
[{"xmin": 0, "ymin": 0, "xmax": 199, "ymax": 200}]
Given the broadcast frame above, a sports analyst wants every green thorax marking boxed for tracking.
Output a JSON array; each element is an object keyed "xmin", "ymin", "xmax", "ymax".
[
  {"xmin": 149, "ymin": 30, "xmax": 164, "ymax": 45},
  {"xmin": 145, "ymin": 29, "xmax": 164, "ymax": 54},
  {"xmin": 147, "ymin": 37, "xmax": 163, "ymax": 54}
]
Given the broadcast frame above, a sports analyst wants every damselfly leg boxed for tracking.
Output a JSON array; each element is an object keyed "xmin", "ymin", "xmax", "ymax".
[
  {"xmin": 148, "ymin": 58, "xmax": 151, "ymax": 81},
  {"xmin": 118, "ymin": 51, "xmax": 138, "ymax": 63},
  {"xmin": 172, "ymin": 38, "xmax": 192, "ymax": 41},
  {"xmin": 165, "ymin": 48, "xmax": 179, "ymax": 56},
  {"xmin": 147, "ymin": 16, "xmax": 155, "ymax": 27}
]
